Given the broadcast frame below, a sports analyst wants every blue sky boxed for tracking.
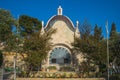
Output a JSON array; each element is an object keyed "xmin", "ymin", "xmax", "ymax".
[{"xmin": 0, "ymin": 0, "xmax": 120, "ymax": 37}]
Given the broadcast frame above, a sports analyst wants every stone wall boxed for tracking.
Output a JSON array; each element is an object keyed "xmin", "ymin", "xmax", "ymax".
[
  {"xmin": 51, "ymin": 20, "xmax": 74, "ymax": 48},
  {"xmin": 3, "ymin": 52, "xmax": 26, "ymax": 69},
  {"xmin": 16, "ymin": 78, "xmax": 105, "ymax": 80}
]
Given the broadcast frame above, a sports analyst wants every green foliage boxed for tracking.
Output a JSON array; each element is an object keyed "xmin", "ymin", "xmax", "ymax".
[
  {"xmin": 60, "ymin": 66, "xmax": 74, "ymax": 72},
  {"xmin": 0, "ymin": 9, "xmax": 19, "ymax": 53},
  {"xmin": 0, "ymin": 50, "xmax": 3, "ymax": 67},
  {"xmin": 93, "ymin": 25, "xmax": 103, "ymax": 42},
  {"xmin": 4, "ymin": 67, "xmax": 13, "ymax": 72},
  {"xmin": 73, "ymin": 23, "xmax": 107, "ymax": 76},
  {"xmin": 61, "ymin": 73, "xmax": 66, "ymax": 78},
  {"xmin": 4, "ymin": 35, "xmax": 17, "ymax": 52},
  {"xmin": 74, "ymin": 22, "xmax": 120, "ymax": 77},
  {"xmin": 110, "ymin": 23, "xmax": 118, "ymax": 40},
  {"xmin": 47, "ymin": 66, "xmax": 57, "ymax": 70},
  {"xmin": 109, "ymin": 23, "xmax": 120, "ymax": 65},
  {"xmin": 0, "ymin": 9, "xmax": 15, "ymax": 43},
  {"xmin": 69, "ymin": 73, "xmax": 73, "ymax": 78},
  {"xmin": 110, "ymin": 74, "xmax": 120, "ymax": 80},
  {"xmin": 79, "ymin": 20, "xmax": 92, "ymax": 40},
  {"xmin": 19, "ymin": 15, "xmax": 41, "ymax": 37},
  {"xmin": 110, "ymin": 36, "xmax": 120, "ymax": 65},
  {"xmin": 23, "ymin": 29, "xmax": 56, "ymax": 75},
  {"xmin": 20, "ymin": 71, "xmax": 27, "ymax": 77},
  {"xmin": 0, "ymin": 9, "xmax": 15, "ymax": 27},
  {"xmin": 0, "ymin": 23, "xmax": 12, "ymax": 42}
]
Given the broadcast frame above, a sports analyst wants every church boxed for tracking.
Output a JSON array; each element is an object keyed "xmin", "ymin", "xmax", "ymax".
[
  {"xmin": 3, "ymin": 6, "xmax": 84, "ymax": 71},
  {"xmin": 41, "ymin": 6, "xmax": 82, "ymax": 69}
]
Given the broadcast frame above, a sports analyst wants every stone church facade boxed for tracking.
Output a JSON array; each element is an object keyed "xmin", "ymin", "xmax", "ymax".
[
  {"xmin": 3, "ymin": 6, "xmax": 84, "ymax": 71},
  {"xmin": 41, "ymin": 6, "xmax": 82, "ymax": 69}
]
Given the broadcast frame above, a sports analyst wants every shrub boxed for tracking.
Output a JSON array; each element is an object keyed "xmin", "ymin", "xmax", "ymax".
[
  {"xmin": 52, "ymin": 73, "xmax": 56, "ymax": 78},
  {"xmin": 110, "ymin": 74, "xmax": 120, "ymax": 80},
  {"xmin": 61, "ymin": 73, "xmax": 66, "ymax": 78},
  {"xmin": 20, "ymin": 71, "xmax": 27, "ymax": 77},
  {"xmin": 5, "ymin": 67, "xmax": 13, "ymax": 72},
  {"xmin": 0, "ymin": 50, "xmax": 3, "ymax": 67},
  {"xmin": 47, "ymin": 66, "xmax": 57, "ymax": 70},
  {"xmin": 69, "ymin": 73, "xmax": 73, "ymax": 78},
  {"xmin": 60, "ymin": 66, "xmax": 74, "ymax": 72}
]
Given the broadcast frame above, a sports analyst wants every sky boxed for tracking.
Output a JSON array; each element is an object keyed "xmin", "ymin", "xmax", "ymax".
[{"xmin": 0, "ymin": 0, "xmax": 120, "ymax": 37}]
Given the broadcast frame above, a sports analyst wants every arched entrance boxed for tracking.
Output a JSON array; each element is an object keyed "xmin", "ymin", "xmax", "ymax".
[{"xmin": 49, "ymin": 47, "xmax": 71, "ymax": 65}]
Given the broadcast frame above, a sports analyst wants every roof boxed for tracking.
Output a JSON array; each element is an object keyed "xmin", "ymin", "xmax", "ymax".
[{"xmin": 45, "ymin": 15, "xmax": 75, "ymax": 32}]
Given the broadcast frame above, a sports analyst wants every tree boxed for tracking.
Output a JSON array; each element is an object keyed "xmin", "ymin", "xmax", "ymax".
[
  {"xmin": 73, "ymin": 21, "xmax": 93, "ymax": 75},
  {"xmin": 0, "ymin": 9, "xmax": 16, "ymax": 51},
  {"xmin": 0, "ymin": 9, "xmax": 15, "ymax": 41},
  {"xmin": 0, "ymin": 50, "xmax": 3, "ymax": 67},
  {"xmin": 74, "ymin": 21, "xmax": 93, "ymax": 54},
  {"xmin": 92, "ymin": 25, "xmax": 107, "ymax": 74},
  {"xmin": 23, "ymin": 29, "xmax": 56, "ymax": 76},
  {"xmin": 109, "ymin": 23, "xmax": 120, "ymax": 66},
  {"xmin": 110, "ymin": 23, "xmax": 117, "ymax": 41},
  {"xmin": 79, "ymin": 20, "xmax": 92, "ymax": 40},
  {"xmin": 19, "ymin": 15, "xmax": 41, "ymax": 37},
  {"xmin": 73, "ymin": 23, "xmax": 107, "ymax": 77},
  {"xmin": 110, "ymin": 39, "xmax": 120, "ymax": 65},
  {"xmin": 109, "ymin": 23, "xmax": 120, "ymax": 78},
  {"xmin": 93, "ymin": 25, "xmax": 103, "ymax": 42}
]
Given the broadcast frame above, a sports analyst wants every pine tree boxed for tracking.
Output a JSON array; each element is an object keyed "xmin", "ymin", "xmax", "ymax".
[
  {"xmin": 0, "ymin": 9, "xmax": 16, "ymax": 51},
  {"xmin": 73, "ymin": 24, "xmax": 107, "ymax": 76},
  {"xmin": 110, "ymin": 23, "xmax": 117, "ymax": 40},
  {"xmin": 0, "ymin": 9, "xmax": 15, "ymax": 42},
  {"xmin": 109, "ymin": 23, "xmax": 120, "ymax": 66},
  {"xmin": 19, "ymin": 15, "xmax": 41, "ymax": 37},
  {"xmin": 93, "ymin": 24, "xmax": 103, "ymax": 42}
]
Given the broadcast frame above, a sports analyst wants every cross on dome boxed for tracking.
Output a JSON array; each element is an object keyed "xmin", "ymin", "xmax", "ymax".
[
  {"xmin": 76, "ymin": 20, "xmax": 79, "ymax": 27},
  {"xmin": 58, "ymin": 6, "xmax": 63, "ymax": 15}
]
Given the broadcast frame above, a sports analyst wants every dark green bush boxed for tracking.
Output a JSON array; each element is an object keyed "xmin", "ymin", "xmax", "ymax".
[
  {"xmin": 5, "ymin": 67, "xmax": 13, "ymax": 72},
  {"xmin": 0, "ymin": 50, "xmax": 3, "ymax": 67},
  {"xmin": 47, "ymin": 66, "xmax": 57, "ymax": 70},
  {"xmin": 60, "ymin": 66, "xmax": 74, "ymax": 72},
  {"xmin": 20, "ymin": 71, "xmax": 27, "ymax": 77},
  {"xmin": 110, "ymin": 74, "xmax": 120, "ymax": 80}
]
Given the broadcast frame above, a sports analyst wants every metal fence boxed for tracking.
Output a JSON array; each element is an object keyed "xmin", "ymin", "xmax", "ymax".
[{"xmin": 109, "ymin": 66, "xmax": 120, "ymax": 80}]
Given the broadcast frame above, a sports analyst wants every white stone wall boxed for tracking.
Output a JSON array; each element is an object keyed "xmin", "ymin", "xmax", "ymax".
[
  {"xmin": 50, "ymin": 20, "xmax": 74, "ymax": 48},
  {"xmin": 43, "ymin": 16, "xmax": 82, "ymax": 68}
]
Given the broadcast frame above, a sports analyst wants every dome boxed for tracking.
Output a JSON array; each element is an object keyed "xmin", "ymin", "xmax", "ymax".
[{"xmin": 45, "ymin": 15, "xmax": 75, "ymax": 32}]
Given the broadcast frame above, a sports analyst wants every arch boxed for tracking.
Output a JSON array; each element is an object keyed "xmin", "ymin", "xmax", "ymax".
[
  {"xmin": 53, "ymin": 43, "xmax": 72, "ymax": 52},
  {"xmin": 49, "ymin": 46, "xmax": 71, "ymax": 65},
  {"xmin": 45, "ymin": 15, "xmax": 75, "ymax": 32}
]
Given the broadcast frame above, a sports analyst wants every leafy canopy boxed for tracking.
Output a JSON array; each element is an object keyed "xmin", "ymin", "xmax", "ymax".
[
  {"xmin": 73, "ymin": 22, "xmax": 107, "ymax": 74},
  {"xmin": 23, "ymin": 29, "xmax": 56, "ymax": 71},
  {"xmin": 19, "ymin": 15, "xmax": 41, "ymax": 37},
  {"xmin": 0, "ymin": 9, "xmax": 15, "ymax": 42}
]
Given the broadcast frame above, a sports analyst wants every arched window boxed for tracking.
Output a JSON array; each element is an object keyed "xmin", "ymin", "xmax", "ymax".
[{"xmin": 49, "ymin": 47, "xmax": 71, "ymax": 64}]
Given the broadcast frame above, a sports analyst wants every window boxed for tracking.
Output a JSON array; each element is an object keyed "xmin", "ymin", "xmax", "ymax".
[
  {"xmin": 64, "ymin": 58, "xmax": 69, "ymax": 63},
  {"xmin": 51, "ymin": 58, "xmax": 56, "ymax": 63},
  {"xmin": 50, "ymin": 47, "xmax": 71, "ymax": 64}
]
